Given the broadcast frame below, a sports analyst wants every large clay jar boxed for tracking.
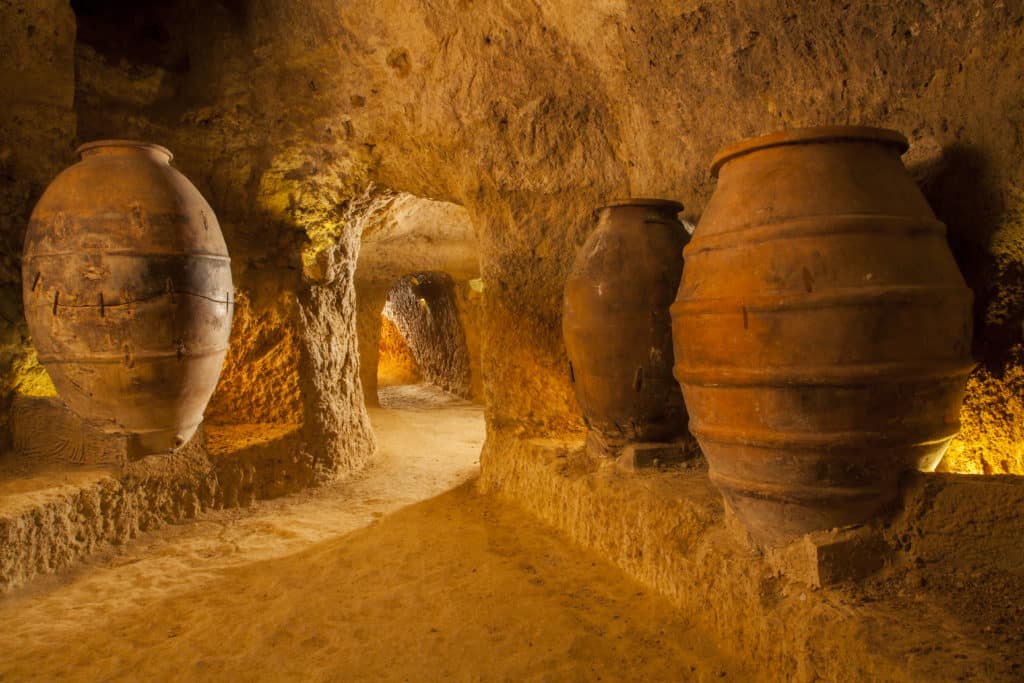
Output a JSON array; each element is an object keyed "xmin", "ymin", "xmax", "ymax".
[
  {"xmin": 564, "ymin": 199, "xmax": 690, "ymax": 458},
  {"xmin": 22, "ymin": 140, "xmax": 234, "ymax": 455},
  {"xmin": 671, "ymin": 126, "xmax": 974, "ymax": 545}
]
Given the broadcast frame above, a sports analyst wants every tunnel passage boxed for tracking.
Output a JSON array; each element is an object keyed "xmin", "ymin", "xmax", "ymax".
[
  {"xmin": 378, "ymin": 272, "xmax": 472, "ymax": 403},
  {"xmin": 353, "ymin": 193, "xmax": 482, "ymax": 408}
]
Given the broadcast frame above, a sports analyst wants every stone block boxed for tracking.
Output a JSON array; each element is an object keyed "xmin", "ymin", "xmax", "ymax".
[{"xmin": 765, "ymin": 525, "xmax": 890, "ymax": 588}]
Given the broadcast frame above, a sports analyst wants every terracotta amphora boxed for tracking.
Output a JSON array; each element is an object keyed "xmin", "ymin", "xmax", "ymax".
[
  {"xmin": 671, "ymin": 126, "xmax": 974, "ymax": 545},
  {"xmin": 22, "ymin": 140, "xmax": 234, "ymax": 455},
  {"xmin": 564, "ymin": 199, "xmax": 690, "ymax": 459}
]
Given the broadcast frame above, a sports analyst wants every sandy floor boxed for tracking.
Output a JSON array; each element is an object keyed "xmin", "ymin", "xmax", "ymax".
[{"xmin": 0, "ymin": 384, "xmax": 742, "ymax": 681}]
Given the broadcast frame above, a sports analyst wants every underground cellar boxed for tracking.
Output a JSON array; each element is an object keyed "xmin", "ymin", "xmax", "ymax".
[{"xmin": 0, "ymin": 1, "xmax": 1023, "ymax": 680}]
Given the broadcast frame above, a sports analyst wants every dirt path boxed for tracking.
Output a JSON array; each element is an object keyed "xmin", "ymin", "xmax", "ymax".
[{"xmin": 0, "ymin": 385, "xmax": 742, "ymax": 681}]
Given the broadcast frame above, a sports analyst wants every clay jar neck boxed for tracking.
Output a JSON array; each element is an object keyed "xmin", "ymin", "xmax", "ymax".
[
  {"xmin": 710, "ymin": 125, "xmax": 909, "ymax": 178},
  {"xmin": 76, "ymin": 140, "xmax": 174, "ymax": 165},
  {"xmin": 600, "ymin": 198, "xmax": 684, "ymax": 223}
]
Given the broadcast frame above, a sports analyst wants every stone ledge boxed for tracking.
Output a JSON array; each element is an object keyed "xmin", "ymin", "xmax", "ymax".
[
  {"xmin": 0, "ymin": 438, "xmax": 216, "ymax": 593},
  {"xmin": 478, "ymin": 433, "xmax": 1024, "ymax": 682},
  {"xmin": 0, "ymin": 397, "xmax": 316, "ymax": 592}
]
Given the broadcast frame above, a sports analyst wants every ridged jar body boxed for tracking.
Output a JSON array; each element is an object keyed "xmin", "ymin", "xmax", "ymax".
[
  {"xmin": 22, "ymin": 141, "xmax": 234, "ymax": 454},
  {"xmin": 671, "ymin": 127, "xmax": 974, "ymax": 545},
  {"xmin": 563, "ymin": 200, "xmax": 689, "ymax": 457}
]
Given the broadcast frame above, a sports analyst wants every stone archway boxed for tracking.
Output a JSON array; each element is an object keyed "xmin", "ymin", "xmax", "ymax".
[{"xmin": 352, "ymin": 192, "xmax": 482, "ymax": 409}]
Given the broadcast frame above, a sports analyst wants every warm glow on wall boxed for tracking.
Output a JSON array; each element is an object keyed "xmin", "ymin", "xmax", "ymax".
[
  {"xmin": 11, "ymin": 349, "xmax": 56, "ymax": 398},
  {"xmin": 941, "ymin": 360, "xmax": 1024, "ymax": 475}
]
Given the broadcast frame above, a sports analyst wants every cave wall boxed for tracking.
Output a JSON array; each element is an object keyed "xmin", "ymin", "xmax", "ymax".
[
  {"xmin": 0, "ymin": 0, "xmax": 76, "ymax": 450},
  {"xmin": 338, "ymin": 0, "xmax": 1023, "ymax": 471},
  {"xmin": 454, "ymin": 279, "xmax": 485, "ymax": 402},
  {"xmin": 377, "ymin": 315, "xmax": 422, "ymax": 387},
  {"xmin": 355, "ymin": 283, "xmax": 391, "ymax": 407},
  {"xmin": 204, "ymin": 291, "xmax": 303, "ymax": 426},
  {"xmin": 0, "ymin": 1, "xmax": 1021, "ymax": 481},
  {"xmin": 0, "ymin": 0, "xmax": 378, "ymax": 481},
  {"xmin": 383, "ymin": 273, "xmax": 473, "ymax": 398},
  {"xmin": 246, "ymin": 0, "xmax": 1023, "ymax": 465}
]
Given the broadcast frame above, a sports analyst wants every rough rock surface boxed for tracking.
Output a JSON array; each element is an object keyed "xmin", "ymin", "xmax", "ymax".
[
  {"xmin": 296, "ymin": 241, "xmax": 377, "ymax": 477},
  {"xmin": 454, "ymin": 279, "xmax": 485, "ymax": 401},
  {"xmin": 205, "ymin": 291, "xmax": 304, "ymax": 426},
  {"xmin": 939, "ymin": 345, "xmax": 1024, "ymax": 474},
  {"xmin": 0, "ymin": 0, "xmax": 76, "ymax": 451},
  {"xmin": 377, "ymin": 315, "xmax": 422, "ymax": 388},
  {"xmin": 0, "ymin": 432, "xmax": 216, "ymax": 592},
  {"xmin": 354, "ymin": 282, "xmax": 390, "ymax": 408},
  {"xmin": 356, "ymin": 193, "xmax": 480, "ymax": 286},
  {"xmin": 11, "ymin": 396, "xmax": 128, "ymax": 466}
]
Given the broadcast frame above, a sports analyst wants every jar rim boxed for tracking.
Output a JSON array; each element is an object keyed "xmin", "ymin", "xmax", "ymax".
[
  {"xmin": 76, "ymin": 140, "xmax": 174, "ymax": 162},
  {"xmin": 710, "ymin": 126, "xmax": 909, "ymax": 178},
  {"xmin": 601, "ymin": 198, "xmax": 684, "ymax": 212}
]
